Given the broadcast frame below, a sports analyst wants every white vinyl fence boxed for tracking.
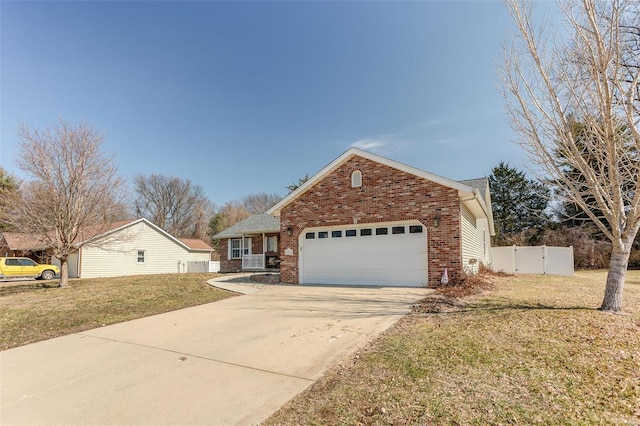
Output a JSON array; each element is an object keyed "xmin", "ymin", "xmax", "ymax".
[
  {"xmin": 491, "ymin": 246, "xmax": 574, "ymax": 276},
  {"xmin": 186, "ymin": 260, "xmax": 220, "ymax": 273}
]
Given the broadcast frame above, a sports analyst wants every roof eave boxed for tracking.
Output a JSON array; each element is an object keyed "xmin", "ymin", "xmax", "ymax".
[
  {"xmin": 214, "ymin": 228, "xmax": 280, "ymax": 240},
  {"xmin": 460, "ymin": 189, "xmax": 496, "ymax": 236}
]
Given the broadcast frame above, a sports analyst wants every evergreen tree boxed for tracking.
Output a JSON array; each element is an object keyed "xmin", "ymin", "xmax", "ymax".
[{"xmin": 489, "ymin": 162, "xmax": 550, "ymax": 245}]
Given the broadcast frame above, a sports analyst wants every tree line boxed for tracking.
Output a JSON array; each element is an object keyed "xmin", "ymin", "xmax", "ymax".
[{"xmin": 488, "ymin": 161, "xmax": 637, "ymax": 270}]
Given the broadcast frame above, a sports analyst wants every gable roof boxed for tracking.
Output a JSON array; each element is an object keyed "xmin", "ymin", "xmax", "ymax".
[
  {"xmin": 75, "ymin": 219, "xmax": 139, "ymax": 243},
  {"xmin": 2, "ymin": 218, "xmax": 213, "ymax": 253},
  {"xmin": 267, "ymin": 147, "xmax": 494, "ymax": 234},
  {"xmin": 213, "ymin": 214, "xmax": 280, "ymax": 239},
  {"xmin": 178, "ymin": 238, "xmax": 213, "ymax": 251},
  {"xmin": 0, "ymin": 232, "xmax": 49, "ymax": 251},
  {"xmin": 83, "ymin": 218, "xmax": 210, "ymax": 252}
]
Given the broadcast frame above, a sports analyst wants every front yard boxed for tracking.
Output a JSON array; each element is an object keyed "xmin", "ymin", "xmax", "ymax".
[
  {"xmin": 0, "ymin": 273, "xmax": 235, "ymax": 350},
  {"xmin": 2, "ymin": 270, "xmax": 639, "ymax": 424},
  {"xmin": 265, "ymin": 271, "xmax": 640, "ymax": 425}
]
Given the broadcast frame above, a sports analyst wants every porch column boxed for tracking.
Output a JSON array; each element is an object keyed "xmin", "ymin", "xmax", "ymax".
[{"xmin": 241, "ymin": 234, "xmax": 244, "ymax": 270}]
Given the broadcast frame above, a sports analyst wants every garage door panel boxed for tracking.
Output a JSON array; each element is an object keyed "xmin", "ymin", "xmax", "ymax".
[
  {"xmin": 301, "ymin": 222, "xmax": 427, "ymax": 287},
  {"xmin": 303, "ymin": 250, "xmax": 425, "ymax": 270}
]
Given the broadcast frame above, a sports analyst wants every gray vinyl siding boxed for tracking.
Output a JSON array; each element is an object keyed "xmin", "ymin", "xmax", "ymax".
[
  {"xmin": 460, "ymin": 204, "xmax": 491, "ymax": 274},
  {"xmin": 79, "ymin": 221, "xmax": 210, "ymax": 278}
]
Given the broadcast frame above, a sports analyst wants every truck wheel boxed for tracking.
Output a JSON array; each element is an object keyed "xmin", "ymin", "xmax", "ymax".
[{"xmin": 41, "ymin": 270, "xmax": 55, "ymax": 280}]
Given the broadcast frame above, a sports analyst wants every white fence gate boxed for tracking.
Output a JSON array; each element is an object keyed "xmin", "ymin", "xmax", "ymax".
[{"xmin": 491, "ymin": 246, "xmax": 574, "ymax": 276}]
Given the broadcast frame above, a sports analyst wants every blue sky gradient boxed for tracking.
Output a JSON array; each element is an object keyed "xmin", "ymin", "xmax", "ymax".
[{"xmin": 2, "ymin": 1, "xmax": 526, "ymax": 206}]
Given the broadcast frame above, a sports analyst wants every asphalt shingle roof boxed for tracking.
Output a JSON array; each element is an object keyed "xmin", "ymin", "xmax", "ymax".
[
  {"xmin": 459, "ymin": 177, "xmax": 489, "ymax": 199},
  {"xmin": 177, "ymin": 238, "xmax": 213, "ymax": 251},
  {"xmin": 213, "ymin": 214, "xmax": 280, "ymax": 239}
]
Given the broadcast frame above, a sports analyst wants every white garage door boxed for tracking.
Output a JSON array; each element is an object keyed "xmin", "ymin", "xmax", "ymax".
[{"xmin": 300, "ymin": 222, "xmax": 427, "ymax": 287}]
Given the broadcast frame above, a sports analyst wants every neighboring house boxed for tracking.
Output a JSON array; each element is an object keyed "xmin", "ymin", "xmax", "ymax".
[
  {"xmin": 0, "ymin": 233, "xmax": 51, "ymax": 263},
  {"xmin": 215, "ymin": 147, "xmax": 495, "ymax": 287},
  {"xmin": 1, "ymin": 218, "xmax": 213, "ymax": 279}
]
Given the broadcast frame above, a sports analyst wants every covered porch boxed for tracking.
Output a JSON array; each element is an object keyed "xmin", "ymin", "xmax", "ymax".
[
  {"xmin": 236, "ymin": 233, "xmax": 281, "ymax": 271},
  {"xmin": 213, "ymin": 214, "xmax": 282, "ymax": 274}
]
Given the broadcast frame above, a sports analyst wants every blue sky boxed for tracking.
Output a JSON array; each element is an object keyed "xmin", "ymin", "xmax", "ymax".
[{"xmin": 1, "ymin": 1, "xmax": 525, "ymax": 206}]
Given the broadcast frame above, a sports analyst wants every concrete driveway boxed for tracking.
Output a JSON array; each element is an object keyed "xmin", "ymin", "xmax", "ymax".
[{"xmin": 1, "ymin": 285, "xmax": 428, "ymax": 425}]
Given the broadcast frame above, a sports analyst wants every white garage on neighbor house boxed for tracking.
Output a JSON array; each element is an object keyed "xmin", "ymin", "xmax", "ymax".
[{"xmin": 52, "ymin": 218, "xmax": 213, "ymax": 279}]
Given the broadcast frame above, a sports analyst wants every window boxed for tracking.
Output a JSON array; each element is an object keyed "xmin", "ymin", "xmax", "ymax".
[
  {"xmin": 19, "ymin": 258, "xmax": 36, "ymax": 266},
  {"xmin": 229, "ymin": 237, "xmax": 252, "ymax": 259},
  {"xmin": 267, "ymin": 236, "xmax": 278, "ymax": 252},
  {"xmin": 137, "ymin": 250, "xmax": 145, "ymax": 263},
  {"xmin": 409, "ymin": 225, "xmax": 423, "ymax": 234},
  {"xmin": 392, "ymin": 226, "xmax": 405, "ymax": 234},
  {"xmin": 345, "ymin": 229, "xmax": 357, "ymax": 237},
  {"xmin": 305, "ymin": 232, "xmax": 315, "ymax": 239},
  {"xmin": 5, "ymin": 258, "xmax": 19, "ymax": 266},
  {"xmin": 331, "ymin": 230, "xmax": 342, "ymax": 238},
  {"xmin": 360, "ymin": 228, "xmax": 372, "ymax": 236},
  {"xmin": 376, "ymin": 227, "xmax": 388, "ymax": 235},
  {"xmin": 351, "ymin": 170, "xmax": 362, "ymax": 188},
  {"xmin": 318, "ymin": 232, "xmax": 328, "ymax": 239}
]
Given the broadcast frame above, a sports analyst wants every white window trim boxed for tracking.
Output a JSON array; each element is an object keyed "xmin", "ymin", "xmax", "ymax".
[
  {"xmin": 351, "ymin": 170, "xmax": 362, "ymax": 188},
  {"xmin": 137, "ymin": 250, "xmax": 145, "ymax": 264},
  {"xmin": 229, "ymin": 237, "xmax": 252, "ymax": 260},
  {"xmin": 266, "ymin": 235, "xmax": 278, "ymax": 252}
]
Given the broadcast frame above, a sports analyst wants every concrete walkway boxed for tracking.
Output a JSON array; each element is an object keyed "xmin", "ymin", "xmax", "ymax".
[
  {"xmin": 1, "ymin": 285, "xmax": 428, "ymax": 425},
  {"xmin": 207, "ymin": 273, "xmax": 274, "ymax": 294}
]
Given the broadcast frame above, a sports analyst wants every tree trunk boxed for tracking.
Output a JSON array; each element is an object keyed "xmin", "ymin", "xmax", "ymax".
[
  {"xmin": 600, "ymin": 249, "xmax": 629, "ymax": 312},
  {"xmin": 59, "ymin": 257, "xmax": 69, "ymax": 288}
]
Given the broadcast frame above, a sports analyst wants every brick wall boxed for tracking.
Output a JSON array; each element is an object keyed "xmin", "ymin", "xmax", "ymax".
[
  {"xmin": 219, "ymin": 239, "xmax": 241, "ymax": 273},
  {"xmin": 279, "ymin": 155, "xmax": 462, "ymax": 286},
  {"xmin": 219, "ymin": 233, "xmax": 280, "ymax": 273}
]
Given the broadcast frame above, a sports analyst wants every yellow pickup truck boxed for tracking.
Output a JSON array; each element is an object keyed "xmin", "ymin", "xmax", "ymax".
[{"xmin": 0, "ymin": 257, "xmax": 60, "ymax": 280}]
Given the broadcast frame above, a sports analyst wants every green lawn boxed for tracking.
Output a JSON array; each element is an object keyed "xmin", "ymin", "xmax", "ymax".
[
  {"xmin": 0, "ymin": 273, "xmax": 235, "ymax": 350},
  {"xmin": 265, "ymin": 271, "xmax": 640, "ymax": 425}
]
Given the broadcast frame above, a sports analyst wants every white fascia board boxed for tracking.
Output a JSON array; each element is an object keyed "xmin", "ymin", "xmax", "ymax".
[
  {"xmin": 77, "ymin": 218, "xmax": 143, "ymax": 246},
  {"xmin": 460, "ymin": 189, "xmax": 496, "ymax": 236},
  {"xmin": 268, "ymin": 147, "xmax": 475, "ymax": 216},
  {"xmin": 84, "ymin": 218, "xmax": 193, "ymax": 251}
]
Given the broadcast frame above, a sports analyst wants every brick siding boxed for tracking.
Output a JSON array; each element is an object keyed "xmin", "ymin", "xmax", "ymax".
[
  {"xmin": 279, "ymin": 155, "xmax": 462, "ymax": 286},
  {"xmin": 219, "ymin": 233, "xmax": 279, "ymax": 273}
]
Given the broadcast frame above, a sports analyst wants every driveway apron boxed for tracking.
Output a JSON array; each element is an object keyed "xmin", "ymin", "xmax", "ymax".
[{"xmin": 1, "ymin": 285, "xmax": 428, "ymax": 425}]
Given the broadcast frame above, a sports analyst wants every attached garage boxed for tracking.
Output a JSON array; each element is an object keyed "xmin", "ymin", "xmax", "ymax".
[{"xmin": 299, "ymin": 221, "xmax": 428, "ymax": 287}]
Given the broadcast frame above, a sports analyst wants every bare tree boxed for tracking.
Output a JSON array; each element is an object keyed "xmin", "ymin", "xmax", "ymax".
[
  {"xmin": 501, "ymin": 0, "xmax": 639, "ymax": 311},
  {"xmin": 133, "ymin": 174, "xmax": 214, "ymax": 240},
  {"xmin": 241, "ymin": 192, "xmax": 281, "ymax": 214},
  {"xmin": 4, "ymin": 120, "xmax": 126, "ymax": 286}
]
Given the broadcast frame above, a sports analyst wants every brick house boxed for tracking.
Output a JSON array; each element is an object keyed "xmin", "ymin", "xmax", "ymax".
[{"xmin": 215, "ymin": 148, "xmax": 494, "ymax": 287}]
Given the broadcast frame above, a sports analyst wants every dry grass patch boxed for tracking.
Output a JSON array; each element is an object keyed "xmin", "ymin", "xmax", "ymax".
[
  {"xmin": 0, "ymin": 273, "xmax": 235, "ymax": 350},
  {"xmin": 265, "ymin": 270, "xmax": 640, "ymax": 425}
]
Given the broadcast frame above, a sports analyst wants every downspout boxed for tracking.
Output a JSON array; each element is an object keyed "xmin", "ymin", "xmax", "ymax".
[{"xmin": 77, "ymin": 246, "xmax": 82, "ymax": 279}]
